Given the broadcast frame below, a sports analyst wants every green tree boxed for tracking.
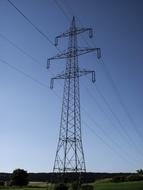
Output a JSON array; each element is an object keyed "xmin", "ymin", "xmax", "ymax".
[
  {"xmin": 137, "ymin": 169, "xmax": 143, "ymax": 174},
  {"xmin": 11, "ymin": 168, "xmax": 28, "ymax": 186}
]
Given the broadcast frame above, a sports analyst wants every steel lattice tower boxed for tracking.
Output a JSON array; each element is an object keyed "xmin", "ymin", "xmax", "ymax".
[{"xmin": 47, "ymin": 17, "xmax": 101, "ymax": 173}]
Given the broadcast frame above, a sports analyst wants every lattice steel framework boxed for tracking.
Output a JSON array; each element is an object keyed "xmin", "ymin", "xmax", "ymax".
[{"xmin": 47, "ymin": 17, "xmax": 101, "ymax": 173}]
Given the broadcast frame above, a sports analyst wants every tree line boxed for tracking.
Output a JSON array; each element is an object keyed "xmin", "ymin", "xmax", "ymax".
[{"xmin": 0, "ymin": 171, "xmax": 131, "ymax": 183}]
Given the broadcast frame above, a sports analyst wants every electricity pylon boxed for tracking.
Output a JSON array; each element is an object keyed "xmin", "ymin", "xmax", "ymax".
[{"xmin": 47, "ymin": 17, "xmax": 101, "ymax": 173}]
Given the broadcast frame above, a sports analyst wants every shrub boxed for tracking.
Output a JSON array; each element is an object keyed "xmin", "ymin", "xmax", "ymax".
[
  {"xmin": 81, "ymin": 184, "xmax": 94, "ymax": 190},
  {"xmin": 0, "ymin": 180, "xmax": 4, "ymax": 186},
  {"xmin": 70, "ymin": 181, "xmax": 80, "ymax": 190},
  {"xmin": 126, "ymin": 174, "xmax": 143, "ymax": 182},
  {"xmin": 47, "ymin": 183, "xmax": 54, "ymax": 190},
  {"xmin": 11, "ymin": 168, "xmax": 29, "ymax": 186},
  {"xmin": 111, "ymin": 176, "xmax": 125, "ymax": 183},
  {"xmin": 137, "ymin": 169, "xmax": 143, "ymax": 174},
  {"xmin": 4, "ymin": 180, "xmax": 13, "ymax": 187},
  {"xmin": 54, "ymin": 183, "xmax": 68, "ymax": 190}
]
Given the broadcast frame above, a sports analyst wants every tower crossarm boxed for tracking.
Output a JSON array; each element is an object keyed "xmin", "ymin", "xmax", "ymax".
[
  {"xmin": 50, "ymin": 69, "xmax": 95, "ymax": 89},
  {"xmin": 75, "ymin": 27, "xmax": 93, "ymax": 36},
  {"xmin": 55, "ymin": 28, "xmax": 92, "ymax": 39},
  {"xmin": 77, "ymin": 47, "xmax": 101, "ymax": 58},
  {"xmin": 78, "ymin": 69, "xmax": 95, "ymax": 82},
  {"xmin": 47, "ymin": 50, "xmax": 68, "ymax": 69},
  {"xmin": 47, "ymin": 48, "xmax": 101, "ymax": 69},
  {"xmin": 55, "ymin": 20, "xmax": 93, "ymax": 46}
]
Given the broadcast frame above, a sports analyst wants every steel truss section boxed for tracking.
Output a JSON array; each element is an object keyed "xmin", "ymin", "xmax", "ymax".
[{"xmin": 47, "ymin": 16, "xmax": 101, "ymax": 173}]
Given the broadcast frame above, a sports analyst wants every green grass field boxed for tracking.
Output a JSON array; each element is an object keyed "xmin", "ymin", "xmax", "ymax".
[
  {"xmin": 1, "ymin": 180, "xmax": 143, "ymax": 190},
  {"xmin": 94, "ymin": 180, "xmax": 143, "ymax": 190},
  {"xmin": 0, "ymin": 188, "xmax": 45, "ymax": 190}
]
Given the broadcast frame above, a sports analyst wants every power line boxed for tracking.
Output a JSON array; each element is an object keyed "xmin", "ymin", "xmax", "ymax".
[
  {"xmin": 100, "ymin": 58, "xmax": 143, "ymax": 141},
  {"xmin": 0, "ymin": 32, "xmax": 58, "ymax": 84},
  {"xmin": 82, "ymin": 120, "xmax": 138, "ymax": 168},
  {"xmin": 81, "ymin": 82, "xmax": 130, "ymax": 141},
  {"xmin": 81, "ymin": 82, "xmax": 121, "ymax": 133},
  {"xmin": 95, "ymin": 84, "xmax": 135, "ymax": 143},
  {"xmin": 0, "ymin": 32, "xmax": 44, "ymax": 68},
  {"xmin": 95, "ymin": 84, "xmax": 143, "ymax": 157},
  {"xmin": 0, "ymin": 58, "xmax": 60, "ymax": 99},
  {"xmin": 7, "ymin": 0, "xmax": 61, "ymax": 52},
  {"xmin": 81, "ymin": 105, "xmax": 141, "ymax": 164},
  {"xmin": 0, "ymin": 32, "xmax": 64, "ymax": 94},
  {"xmin": 80, "ymin": 70, "xmax": 143, "ymax": 159},
  {"xmin": 54, "ymin": 0, "xmax": 70, "ymax": 22}
]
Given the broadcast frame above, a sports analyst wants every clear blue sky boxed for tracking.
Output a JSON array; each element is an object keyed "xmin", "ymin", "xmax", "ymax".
[{"xmin": 0, "ymin": 0, "xmax": 143, "ymax": 173}]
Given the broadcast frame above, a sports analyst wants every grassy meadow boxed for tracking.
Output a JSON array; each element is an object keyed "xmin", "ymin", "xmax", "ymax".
[
  {"xmin": 1, "ymin": 180, "xmax": 143, "ymax": 190},
  {"xmin": 94, "ymin": 180, "xmax": 143, "ymax": 190}
]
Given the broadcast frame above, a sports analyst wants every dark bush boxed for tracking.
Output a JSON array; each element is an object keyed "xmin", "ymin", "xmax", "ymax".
[
  {"xmin": 47, "ymin": 184, "xmax": 54, "ymax": 190},
  {"xmin": 126, "ymin": 174, "xmax": 143, "ymax": 182},
  {"xmin": 11, "ymin": 168, "xmax": 29, "ymax": 187},
  {"xmin": 54, "ymin": 183, "xmax": 68, "ymax": 190},
  {"xmin": 70, "ymin": 181, "xmax": 79, "ymax": 190},
  {"xmin": 111, "ymin": 176, "xmax": 125, "ymax": 183},
  {"xmin": 81, "ymin": 184, "xmax": 94, "ymax": 190},
  {"xmin": 0, "ymin": 180, "xmax": 4, "ymax": 186}
]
